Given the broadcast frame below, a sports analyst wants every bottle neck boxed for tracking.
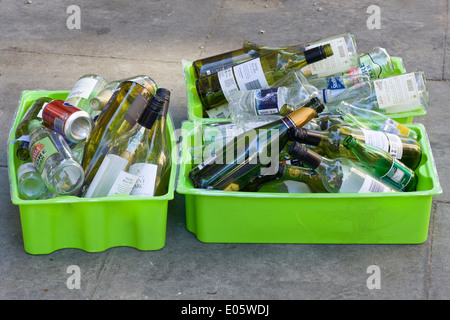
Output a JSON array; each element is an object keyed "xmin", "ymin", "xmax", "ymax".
[
  {"xmin": 288, "ymin": 142, "xmax": 323, "ymax": 170},
  {"xmin": 282, "ymin": 97, "xmax": 324, "ymax": 129},
  {"xmin": 288, "ymin": 127, "xmax": 323, "ymax": 146}
]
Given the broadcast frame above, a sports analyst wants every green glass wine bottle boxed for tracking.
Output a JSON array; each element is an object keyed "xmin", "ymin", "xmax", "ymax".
[
  {"xmin": 242, "ymin": 162, "xmax": 326, "ymax": 193},
  {"xmin": 196, "ymin": 45, "xmax": 333, "ymax": 110},
  {"xmin": 188, "ymin": 97, "xmax": 325, "ymax": 191},
  {"xmin": 144, "ymin": 88, "xmax": 172, "ymax": 197},
  {"xmin": 288, "ymin": 124, "xmax": 422, "ymax": 170},
  {"xmin": 288, "ymin": 142, "xmax": 397, "ymax": 193},
  {"xmin": 193, "ymin": 43, "xmax": 301, "ymax": 78},
  {"xmin": 83, "ymin": 91, "xmax": 164, "ymax": 198},
  {"xmin": 342, "ymin": 136, "xmax": 418, "ymax": 192},
  {"xmin": 81, "ymin": 80, "xmax": 153, "ymax": 181}
]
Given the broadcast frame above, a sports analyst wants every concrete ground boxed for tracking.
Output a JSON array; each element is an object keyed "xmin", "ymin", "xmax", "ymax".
[{"xmin": 0, "ymin": 0, "xmax": 448, "ymax": 301}]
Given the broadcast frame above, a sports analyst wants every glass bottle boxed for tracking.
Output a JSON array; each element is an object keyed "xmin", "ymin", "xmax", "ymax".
[
  {"xmin": 65, "ymin": 74, "xmax": 108, "ymax": 116},
  {"xmin": 83, "ymin": 92, "xmax": 164, "ymax": 198},
  {"xmin": 142, "ymin": 88, "xmax": 172, "ymax": 197},
  {"xmin": 188, "ymin": 97, "xmax": 325, "ymax": 191},
  {"xmin": 196, "ymin": 44, "xmax": 333, "ymax": 110},
  {"xmin": 288, "ymin": 142, "xmax": 396, "ymax": 193},
  {"xmin": 89, "ymin": 75, "xmax": 158, "ymax": 112},
  {"xmin": 300, "ymin": 33, "xmax": 360, "ymax": 78},
  {"xmin": 242, "ymin": 162, "xmax": 326, "ymax": 193},
  {"xmin": 325, "ymin": 71, "xmax": 430, "ymax": 114},
  {"xmin": 28, "ymin": 120, "xmax": 84, "ymax": 196},
  {"xmin": 17, "ymin": 162, "xmax": 48, "ymax": 200},
  {"xmin": 13, "ymin": 97, "xmax": 54, "ymax": 161},
  {"xmin": 288, "ymin": 124, "xmax": 422, "ymax": 170},
  {"xmin": 193, "ymin": 43, "xmax": 303, "ymax": 78},
  {"xmin": 81, "ymin": 81, "xmax": 154, "ymax": 181},
  {"xmin": 342, "ymin": 136, "xmax": 418, "ymax": 192},
  {"xmin": 336, "ymin": 102, "xmax": 419, "ymax": 140}
]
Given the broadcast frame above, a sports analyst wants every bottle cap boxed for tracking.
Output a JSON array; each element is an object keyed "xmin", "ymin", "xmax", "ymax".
[
  {"xmin": 288, "ymin": 142, "xmax": 322, "ymax": 169},
  {"xmin": 288, "ymin": 127, "xmax": 322, "ymax": 146},
  {"xmin": 138, "ymin": 88, "xmax": 171, "ymax": 128},
  {"xmin": 304, "ymin": 44, "xmax": 333, "ymax": 65}
]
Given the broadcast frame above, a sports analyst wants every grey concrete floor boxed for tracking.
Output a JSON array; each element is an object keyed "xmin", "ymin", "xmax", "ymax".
[{"xmin": 0, "ymin": 0, "xmax": 448, "ymax": 301}]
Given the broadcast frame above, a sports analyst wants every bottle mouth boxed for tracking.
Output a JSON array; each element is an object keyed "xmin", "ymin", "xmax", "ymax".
[
  {"xmin": 342, "ymin": 135, "xmax": 356, "ymax": 148},
  {"xmin": 323, "ymin": 44, "xmax": 334, "ymax": 58}
]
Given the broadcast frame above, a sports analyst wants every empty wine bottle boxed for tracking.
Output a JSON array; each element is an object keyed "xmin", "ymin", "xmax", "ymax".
[
  {"xmin": 89, "ymin": 75, "xmax": 158, "ymax": 111},
  {"xmin": 28, "ymin": 120, "xmax": 84, "ymax": 196},
  {"xmin": 82, "ymin": 81, "xmax": 154, "ymax": 180},
  {"xmin": 188, "ymin": 97, "xmax": 325, "ymax": 191},
  {"xmin": 17, "ymin": 162, "xmax": 48, "ymax": 200},
  {"xmin": 13, "ymin": 97, "xmax": 54, "ymax": 161},
  {"xmin": 336, "ymin": 102, "xmax": 419, "ymax": 140},
  {"xmin": 84, "ymin": 93, "xmax": 164, "ymax": 198},
  {"xmin": 342, "ymin": 136, "xmax": 417, "ymax": 192},
  {"xmin": 193, "ymin": 43, "xmax": 301, "ymax": 78},
  {"xmin": 301, "ymin": 33, "xmax": 360, "ymax": 78},
  {"xmin": 288, "ymin": 142, "xmax": 396, "ymax": 193},
  {"xmin": 227, "ymin": 70, "xmax": 319, "ymax": 121},
  {"xmin": 196, "ymin": 44, "xmax": 333, "ymax": 110},
  {"xmin": 242, "ymin": 162, "xmax": 326, "ymax": 193},
  {"xmin": 325, "ymin": 71, "xmax": 430, "ymax": 114},
  {"xmin": 143, "ymin": 88, "xmax": 172, "ymax": 197},
  {"xmin": 65, "ymin": 74, "xmax": 107, "ymax": 116},
  {"xmin": 288, "ymin": 124, "xmax": 422, "ymax": 170}
]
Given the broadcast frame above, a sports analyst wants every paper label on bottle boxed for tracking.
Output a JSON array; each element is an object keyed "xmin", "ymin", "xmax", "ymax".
[
  {"xmin": 306, "ymin": 37, "xmax": 351, "ymax": 77},
  {"xmin": 373, "ymin": 73, "xmax": 420, "ymax": 110},
  {"xmin": 107, "ymin": 170, "xmax": 139, "ymax": 196},
  {"xmin": 358, "ymin": 173, "xmax": 394, "ymax": 193},
  {"xmin": 66, "ymin": 78, "xmax": 98, "ymax": 100},
  {"xmin": 205, "ymin": 104, "xmax": 231, "ymax": 119},
  {"xmin": 36, "ymin": 102, "xmax": 48, "ymax": 119},
  {"xmin": 129, "ymin": 163, "xmax": 158, "ymax": 197},
  {"xmin": 254, "ymin": 88, "xmax": 284, "ymax": 115},
  {"xmin": 385, "ymin": 132, "xmax": 403, "ymax": 159},
  {"xmin": 381, "ymin": 159, "xmax": 413, "ymax": 190},
  {"xmin": 218, "ymin": 58, "xmax": 269, "ymax": 102},
  {"xmin": 382, "ymin": 119, "xmax": 412, "ymax": 138},
  {"xmin": 17, "ymin": 163, "xmax": 38, "ymax": 180},
  {"xmin": 30, "ymin": 137, "xmax": 59, "ymax": 174},
  {"xmin": 361, "ymin": 128, "xmax": 403, "ymax": 159},
  {"xmin": 346, "ymin": 53, "xmax": 383, "ymax": 79}
]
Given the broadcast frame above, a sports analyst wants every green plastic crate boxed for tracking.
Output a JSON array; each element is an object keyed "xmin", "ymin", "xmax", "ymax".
[
  {"xmin": 176, "ymin": 121, "xmax": 441, "ymax": 244},
  {"xmin": 8, "ymin": 90, "xmax": 178, "ymax": 255},
  {"xmin": 183, "ymin": 60, "xmax": 427, "ymax": 124}
]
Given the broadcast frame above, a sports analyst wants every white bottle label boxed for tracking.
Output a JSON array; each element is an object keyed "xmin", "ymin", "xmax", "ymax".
[
  {"xmin": 373, "ymin": 73, "xmax": 420, "ymax": 110},
  {"xmin": 306, "ymin": 37, "xmax": 351, "ymax": 77},
  {"xmin": 361, "ymin": 128, "xmax": 403, "ymax": 159},
  {"xmin": 205, "ymin": 104, "xmax": 231, "ymax": 119},
  {"xmin": 358, "ymin": 173, "xmax": 394, "ymax": 193},
  {"xmin": 129, "ymin": 163, "xmax": 158, "ymax": 197},
  {"xmin": 107, "ymin": 170, "xmax": 139, "ymax": 196},
  {"xmin": 66, "ymin": 78, "xmax": 98, "ymax": 100},
  {"xmin": 218, "ymin": 58, "xmax": 269, "ymax": 102}
]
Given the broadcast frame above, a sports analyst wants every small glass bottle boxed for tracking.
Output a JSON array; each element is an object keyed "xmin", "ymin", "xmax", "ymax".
[
  {"xmin": 13, "ymin": 97, "xmax": 54, "ymax": 161},
  {"xmin": 28, "ymin": 120, "xmax": 84, "ymax": 196},
  {"xmin": 17, "ymin": 162, "xmax": 48, "ymax": 200}
]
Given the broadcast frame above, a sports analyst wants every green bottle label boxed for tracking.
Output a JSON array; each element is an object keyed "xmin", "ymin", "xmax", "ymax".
[
  {"xmin": 381, "ymin": 159, "xmax": 413, "ymax": 190},
  {"xmin": 31, "ymin": 137, "xmax": 58, "ymax": 174},
  {"xmin": 346, "ymin": 53, "xmax": 384, "ymax": 79}
]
